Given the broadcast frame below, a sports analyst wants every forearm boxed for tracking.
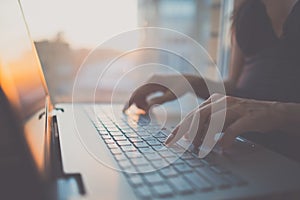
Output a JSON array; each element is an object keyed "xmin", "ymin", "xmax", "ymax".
[
  {"xmin": 275, "ymin": 102, "xmax": 300, "ymax": 135},
  {"xmin": 185, "ymin": 75, "xmax": 235, "ymax": 99}
]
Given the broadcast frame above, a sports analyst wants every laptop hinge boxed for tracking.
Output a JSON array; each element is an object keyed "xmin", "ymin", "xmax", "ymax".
[{"xmin": 50, "ymin": 115, "xmax": 86, "ymax": 197}]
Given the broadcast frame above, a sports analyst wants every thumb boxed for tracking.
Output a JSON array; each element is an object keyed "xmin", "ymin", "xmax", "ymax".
[{"xmin": 218, "ymin": 117, "xmax": 250, "ymax": 149}]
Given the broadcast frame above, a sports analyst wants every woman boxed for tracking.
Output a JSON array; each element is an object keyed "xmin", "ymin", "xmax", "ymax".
[{"xmin": 123, "ymin": 0, "xmax": 300, "ymax": 159}]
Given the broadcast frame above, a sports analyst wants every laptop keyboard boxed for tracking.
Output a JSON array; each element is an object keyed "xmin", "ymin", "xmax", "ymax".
[{"xmin": 85, "ymin": 106, "xmax": 247, "ymax": 199}]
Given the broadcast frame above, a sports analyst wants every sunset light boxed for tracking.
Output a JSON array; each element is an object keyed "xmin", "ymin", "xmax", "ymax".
[{"xmin": 22, "ymin": 0, "xmax": 138, "ymax": 49}]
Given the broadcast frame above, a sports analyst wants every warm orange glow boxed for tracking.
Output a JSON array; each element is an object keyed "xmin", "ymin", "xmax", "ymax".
[
  {"xmin": 1, "ymin": 48, "xmax": 46, "ymax": 119},
  {"xmin": 24, "ymin": 112, "xmax": 46, "ymax": 175},
  {"xmin": 0, "ymin": 61, "xmax": 22, "ymax": 110}
]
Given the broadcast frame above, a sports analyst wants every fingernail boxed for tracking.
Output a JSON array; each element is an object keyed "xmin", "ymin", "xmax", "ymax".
[
  {"xmin": 214, "ymin": 132, "xmax": 223, "ymax": 142},
  {"xmin": 164, "ymin": 134, "xmax": 174, "ymax": 145}
]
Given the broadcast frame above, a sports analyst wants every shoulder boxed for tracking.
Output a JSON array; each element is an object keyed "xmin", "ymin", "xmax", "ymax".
[
  {"xmin": 232, "ymin": 0, "xmax": 262, "ymax": 29},
  {"xmin": 234, "ymin": 0, "xmax": 248, "ymax": 10},
  {"xmin": 232, "ymin": 0, "xmax": 252, "ymax": 24}
]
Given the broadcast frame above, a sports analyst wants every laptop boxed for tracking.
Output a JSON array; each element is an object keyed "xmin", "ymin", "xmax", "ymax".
[{"xmin": 1, "ymin": 1, "xmax": 300, "ymax": 199}]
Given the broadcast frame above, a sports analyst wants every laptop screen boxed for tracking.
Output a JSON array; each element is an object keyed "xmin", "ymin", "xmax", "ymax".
[
  {"xmin": 0, "ymin": 0, "xmax": 51, "ymax": 177},
  {"xmin": 0, "ymin": 0, "xmax": 49, "ymax": 120}
]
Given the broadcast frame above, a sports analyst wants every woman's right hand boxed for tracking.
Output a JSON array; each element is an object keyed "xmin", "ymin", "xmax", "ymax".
[{"xmin": 123, "ymin": 74, "xmax": 210, "ymax": 113}]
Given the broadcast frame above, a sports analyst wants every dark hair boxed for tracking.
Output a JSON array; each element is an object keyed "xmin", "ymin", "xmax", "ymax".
[{"xmin": 231, "ymin": 0, "xmax": 253, "ymax": 34}]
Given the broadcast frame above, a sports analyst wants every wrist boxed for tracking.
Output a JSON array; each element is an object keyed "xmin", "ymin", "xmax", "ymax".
[
  {"xmin": 224, "ymin": 79, "xmax": 236, "ymax": 95},
  {"xmin": 184, "ymin": 75, "xmax": 205, "ymax": 96},
  {"xmin": 272, "ymin": 102, "xmax": 300, "ymax": 134},
  {"xmin": 271, "ymin": 102, "xmax": 287, "ymax": 132}
]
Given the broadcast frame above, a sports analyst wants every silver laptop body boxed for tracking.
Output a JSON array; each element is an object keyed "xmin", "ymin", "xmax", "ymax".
[{"xmin": 1, "ymin": 1, "xmax": 300, "ymax": 199}]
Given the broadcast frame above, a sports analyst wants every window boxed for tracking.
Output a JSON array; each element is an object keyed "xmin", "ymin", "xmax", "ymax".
[{"xmin": 22, "ymin": 0, "xmax": 233, "ymax": 103}]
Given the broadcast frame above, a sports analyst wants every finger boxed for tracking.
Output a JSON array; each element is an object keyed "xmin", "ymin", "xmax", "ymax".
[
  {"xmin": 123, "ymin": 83, "xmax": 168, "ymax": 112},
  {"xmin": 123, "ymin": 91, "xmax": 136, "ymax": 112},
  {"xmin": 195, "ymin": 105, "xmax": 241, "ymax": 157},
  {"xmin": 123, "ymin": 90, "xmax": 141, "ymax": 112},
  {"xmin": 165, "ymin": 96, "xmax": 210, "ymax": 145},
  {"xmin": 200, "ymin": 106, "xmax": 240, "ymax": 142},
  {"xmin": 189, "ymin": 96, "xmax": 228, "ymax": 145},
  {"xmin": 188, "ymin": 101, "xmax": 239, "ymax": 157},
  {"xmin": 218, "ymin": 117, "xmax": 252, "ymax": 149},
  {"xmin": 197, "ymin": 108, "xmax": 230, "ymax": 158},
  {"xmin": 165, "ymin": 95, "xmax": 224, "ymax": 146},
  {"xmin": 164, "ymin": 108, "xmax": 196, "ymax": 146},
  {"xmin": 164, "ymin": 94, "xmax": 227, "ymax": 145},
  {"xmin": 122, "ymin": 102, "xmax": 130, "ymax": 113},
  {"xmin": 187, "ymin": 109, "xmax": 202, "ymax": 146}
]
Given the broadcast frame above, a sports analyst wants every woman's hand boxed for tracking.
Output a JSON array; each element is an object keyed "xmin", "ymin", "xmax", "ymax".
[
  {"xmin": 164, "ymin": 94, "xmax": 284, "ymax": 156},
  {"xmin": 123, "ymin": 74, "xmax": 210, "ymax": 113}
]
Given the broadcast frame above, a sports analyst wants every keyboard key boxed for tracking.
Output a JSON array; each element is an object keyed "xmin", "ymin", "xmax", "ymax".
[
  {"xmin": 157, "ymin": 137, "xmax": 166, "ymax": 143},
  {"xmin": 97, "ymin": 128, "xmax": 109, "ymax": 134},
  {"xmin": 135, "ymin": 186, "xmax": 152, "ymax": 199},
  {"xmin": 128, "ymin": 175, "xmax": 143, "ymax": 186},
  {"xmin": 174, "ymin": 163, "xmax": 192, "ymax": 173},
  {"xmin": 131, "ymin": 158, "xmax": 148, "ymax": 166},
  {"xmin": 126, "ymin": 151, "xmax": 143, "ymax": 159},
  {"xmin": 107, "ymin": 127, "xmax": 121, "ymax": 132},
  {"xmin": 146, "ymin": 140, "xmax": 161, "ymax": 146},
  {"xmin": 119, "ymin": 160, "xmax": 132, "ymax": 169},
  {"xmin": 164, "ymin": 156, "xmax": 178, "ymax": 164},
  {"xmin": 142, "ymin": 136, "xmax": 156, "ymax": 141},
  {"xmin": 110, "ymin": 131, "xmax": 123, "ymax": 136},
  {"xmin": 115, "ymin": 121, "xmax": 128, "ymax": 127},
  {"xmin": 144, "ymin": 173, "xmax": 164, "ymax": 184},
  {"xmin": 137, "ymin": 119, "xmax": 151, "ymax": 126},
  {"xmin": 114, "ymin": 154, "xmax": 127, "ymax": 161},
  {"xmin": 180, "ymin": 152, "xmax": 194, "ymax": 160},
  {"xmin": 152, "ymin": 183, "xmax": 173, "ymax": 198},
  {"xmin": 104, "ymin": 124, "xmax": 117, "ymax": 129},
  {"xmin": 159, "ymin": 150, "xmax": 175, "ymax": 158},
  {"xmin": 186, "ymin": 159, "xmax": 204, "ymax": 167},
  {"xmin": 116, "ymin": 140, "xmax": 131, "ymax": 146},
  {"xmin": 107, "ymin": 143, "xmax": 119, "ymax": 149},
  {"xmin": 136, "ymin": 164, "xmax": 155, "ymax": 173},
  {"xmin": 152, "ymin": 145, "xmax": 167, "ymax": 151},
  {"xmin": 153, "ymin": 131, "xmax": 167, "ymax": 138},
  {"xmin": 139, "ymin": 147, "xmax": 154, "ymax": 154},
  {"xmin": 124, "ymin": 131, "xmax": 139, "ymax": 137},
  {"xmin": 168, "ymin": 176, "xmax": 194, "ymax": 194},
  {"xmin": 196, "ymin": 167, "xmax": 231, "ymax": 189},
  {"xmin": 121, "ymin": 145, "xmax": 137, "ymax": 152},
  {"xmin": 137, "ymin": 131, "xmax": 150, "ymax": 137},
  {"xmin": 172, "ymin": 159, "xmax": 185, "ymax": 165},
  {"xmin": 129, "ymin": 138, "xmax": 143, "ymax": 143},
  {"xmin": 144, "ymin": 152, "xmax": 161, "ymax": 160},
  {"xmin": 184, "ymin": 172, "xmax": 213, "ymax": 191},
  {"xmin": 145, "ymin": 125, "xmax": 161, "ymax": 130},
  {"xmin": 134, "ymin": 141, "xmax": 149, "ymax": 148},
  {"xmin": 102, "ymin": 135, "xmax": 112, "ymax": 140},
  {"xmin": 120, "ymin": 128, "xmax": 134, "ymax": 133},
  {"xmin": 113, "ymin": 135, "xmax": 127, "ymax": 141},
  {"xmin": 159, "ymin": 166, "xmax": 178, "ymax": 177},
  {"xmin": 110, "ymin": 148, "xmax": 123, "ymax": 155},
  {"xmin": 103, "ymin": 138, "xmax": 115, "ymax": 144},
  {"xmin": 151, "ymin": 160, "xmax": 169, "ymax": 169},
  {"xmin": 169, "ymin": 145, "xmax": 185, "ymax": 153}
]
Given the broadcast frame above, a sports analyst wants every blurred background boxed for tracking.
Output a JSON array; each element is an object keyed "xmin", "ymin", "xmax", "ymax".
[{"xmin": 21, "ymin": 0, "xmax": 233, "ymax": 103}]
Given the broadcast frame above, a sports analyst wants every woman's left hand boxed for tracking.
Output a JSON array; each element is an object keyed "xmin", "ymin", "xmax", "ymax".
[{"xmin": 164, "ymin": 94, "xmax": 283, "ymax": 156}]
